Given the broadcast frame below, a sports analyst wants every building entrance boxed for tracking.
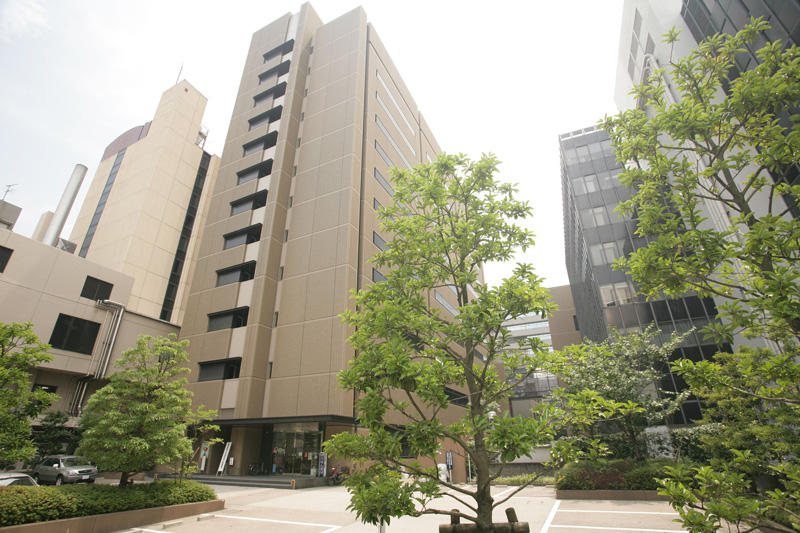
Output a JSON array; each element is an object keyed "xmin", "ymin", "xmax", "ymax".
[{"xmin": 267, "ymin": 422, "xmax": 322, "ymax": 475}]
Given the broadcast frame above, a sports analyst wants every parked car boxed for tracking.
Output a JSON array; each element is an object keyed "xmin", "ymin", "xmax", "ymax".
[
  {"xmin": 32, "ymin": 455, "xmax": 97, "ymax": 485},
  {"xmin": 0, "ymin": 472, "xmax": 38, "ymax": 486}
]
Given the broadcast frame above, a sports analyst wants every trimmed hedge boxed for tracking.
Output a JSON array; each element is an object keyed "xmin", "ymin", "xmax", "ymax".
[
  {"xmin": 0, "ymin": 480, "xmax": 216, "ymax": 527},
  {"xmin": 556, "ymin": 459, "xmax": 677, "ymax": 491}
]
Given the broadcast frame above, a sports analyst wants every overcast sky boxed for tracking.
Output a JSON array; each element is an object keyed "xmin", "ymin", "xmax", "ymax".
[{"xmin": 0, "ymin": 0, "xmax": 623, "ymax": 288}]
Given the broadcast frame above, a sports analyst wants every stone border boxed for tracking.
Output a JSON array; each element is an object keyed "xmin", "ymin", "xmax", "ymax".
[
  {"xmin": 0, "ymin": 499, "xmax": 225, "ymax": 533},
  {"xmin": 556, "ymin": 489, "xmax": 669, "ymax": 501}
]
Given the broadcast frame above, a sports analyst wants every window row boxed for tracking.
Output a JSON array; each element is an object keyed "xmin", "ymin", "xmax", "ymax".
[
  {"xmin": 375, "ymin": 69, "xmax": 415, "ymax": 137},
  {"xmin": 375, "ymin": 115, "xmax": 411, "ymax": 169},
  {"xmin": 376, "ymin": 91, "xmax": 415, "ymax": 155}
]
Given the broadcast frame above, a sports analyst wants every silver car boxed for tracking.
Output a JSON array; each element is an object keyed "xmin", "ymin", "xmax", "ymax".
[
  {"xmin": 0, "ymin": 472, "xmax": 38, "ymax": 486},
  {"xmin": 32, "ymin": 455, "xmax": 97, "ymax": 485}
]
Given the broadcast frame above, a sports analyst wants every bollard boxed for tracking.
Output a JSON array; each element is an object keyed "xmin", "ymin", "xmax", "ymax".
[{"xmin": 438, "ymin": 507, "xmax": 529, "ymax": 533}]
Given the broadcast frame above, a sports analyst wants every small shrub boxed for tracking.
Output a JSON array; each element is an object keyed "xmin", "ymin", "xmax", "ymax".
[
  {"xmin": 670, "ymin": 424, "xmax": 724, "ymax": 463},
  {"xmin": 0, "ymin": 480, "xmax": 216, "ymax": 527},
  {"xmin": 556, "ymin": 459, "xmax": 678, "ymax": 491},
  {"xmin": 493, "ymin": 473, "xmax": 554, "ymax": 486}
]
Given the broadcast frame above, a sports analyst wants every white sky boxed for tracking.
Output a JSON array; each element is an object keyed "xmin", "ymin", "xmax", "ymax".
[{"xmin": 0, "ymin": 0, "xmax": 623, "ymax": 288}]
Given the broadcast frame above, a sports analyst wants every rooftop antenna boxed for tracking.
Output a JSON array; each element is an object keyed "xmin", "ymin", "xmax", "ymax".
[
  {"xmin": 175, "ymin": 63, "xmax": 183, "ymax": 85},
  {"xmin": 1, "ymin": 184, "xmax": 17, "ymax": 201}
]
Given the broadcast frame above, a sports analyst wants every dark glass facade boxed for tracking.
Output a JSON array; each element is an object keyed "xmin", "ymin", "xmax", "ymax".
[
  {"xmin": 560, "ymin": 126, "xmax": 729, "ymax": 424},
  {"xmin": 681, "ymin": 0, "xmax": 800, "ymax": 217}
]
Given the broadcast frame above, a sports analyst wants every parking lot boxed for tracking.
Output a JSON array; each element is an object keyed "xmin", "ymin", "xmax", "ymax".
[{"xmin": 122, "ymin": 484, "xmax": 685, "ymax": 533}]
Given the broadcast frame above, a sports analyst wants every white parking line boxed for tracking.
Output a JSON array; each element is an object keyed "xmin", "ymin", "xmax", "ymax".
[
  {"xmin": 214, "ymin": 514, "xmax": 341, "ymax": 532},
  {"xmin": 549, "ymin": 526, "xmax": 686, "ymax": 532},
  {"xmin": 557, "ymin": 510, "xmax": 680, "ymax": 516},
  {"xmin": 539, "ymin": 499, "xmax": 561, "ymax": 533}
]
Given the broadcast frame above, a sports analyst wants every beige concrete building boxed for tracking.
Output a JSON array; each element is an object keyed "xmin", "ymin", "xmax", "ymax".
[
  {"xmin": 180, "ymin": 4, "xmax": 468, "ymax": 480},
  {"xmin": 69, "ymin": 81, "xmax": 220, "ymax": 325},
  {"xmin": 0, "ymin": 229, "xmax": 179, "ymax": 418}
]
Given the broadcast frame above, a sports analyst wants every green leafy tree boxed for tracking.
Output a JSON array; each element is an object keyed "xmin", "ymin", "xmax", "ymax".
[
  {"xmin": 602, "ymin": 19, "xmax": 800, "ymax": 532},
  {"xmin": 0, "ymin": 322, "xmax": 55, "ymax": 464},
  {"xmin": 546, "ymin": 326, "xmax": 688, "ymax": 462},
  {"xmin": 324, "ymin": 154, "xmax": 557, "ymax": 531},
  {"xmin": 34, "ymin": 411, "xmax": 80, "ymax": 456},
  {"xmin": 77, "ymin": 334, "xmax": 208, "ymax": 487}
]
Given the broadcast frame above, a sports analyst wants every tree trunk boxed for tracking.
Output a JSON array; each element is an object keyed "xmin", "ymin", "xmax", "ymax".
[
  {"xmin": 119, "ymin": 471, "xmax": 130, "ymax": 487},
  {"xmin": 473, "ymin": 436, "xmax": 494, "ymax": 531}
]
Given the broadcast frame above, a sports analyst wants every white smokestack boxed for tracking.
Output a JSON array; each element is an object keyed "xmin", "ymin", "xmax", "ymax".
[{"xmin": 43, "ymin": 164, "xmax": 87, "ymax": 247}]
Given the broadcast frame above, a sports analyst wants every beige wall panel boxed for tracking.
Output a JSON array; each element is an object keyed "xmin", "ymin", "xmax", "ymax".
[
  {"xmin": 271, "ymin": 322, "xmax": 303, "ymax": 377},
  {"xmin": 201, "ymin": 329, "xmax": 233, "ymax": 360},
  {"xmin": 266, "ymin": 376, "xmax": 300, "ymax": 417},
  {"xmin": 188, "ymin": 380, "xmax": 224, "ymax": 411},
  {"xmin": 312, "ymin": 191, "xmax": 341, "ymax": 233},
  {"xmin": 299, "ymin": 318, "xmax": 333, "ymax": 375},
  {"xmin": 283, "ymin": 234, "xmax": 311, "ymax": 276},
  {"xmin": 277, "ymin": 276, "xmax": 307, "ymax": 324},
  {"xmin": 297, "ymin": 374, "xmax": 330, "ymax": 415},
  {"xmin": 220, "ymin": 379, "xmax": 239, "ymax": 409},
  {"xmin": 287, "ymin": 201, "xmax": 314, "ymax": 238},
  {"xmin": 305, "ymin": 268, "xmax": 335, "ymax": 320},
  {"xmin": 308, "ymin": 228, "xmax": 338, "ymax": 272},
  {"xmin": 229, "ymin": 327, "xmax": 247, "ymax": 358}
]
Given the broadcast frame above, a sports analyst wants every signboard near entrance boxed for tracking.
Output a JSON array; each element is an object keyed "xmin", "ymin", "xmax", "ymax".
[
  {"xmin": 318, "ymin": 452, "xmax": 327, "ymax": 477},
  {"xmin": 446, "ymin": 451, "xmax": 453, "ymax": 470},
  {"xmin": 216, "ymin": 442, "xmax": 232, "ymax": 476},
  {"xmin": 200, "ymin": 442, "xmax": 210, "ymax": 472}
]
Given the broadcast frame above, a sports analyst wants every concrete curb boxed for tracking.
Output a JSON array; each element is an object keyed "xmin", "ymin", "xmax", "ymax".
[
  {"xmin": 0, "ymin": 499, "xmax": 225, "ymax": 533},
  {"xmin": 556, "ymin": 489, "xmax": 669, "ymax": 501}
]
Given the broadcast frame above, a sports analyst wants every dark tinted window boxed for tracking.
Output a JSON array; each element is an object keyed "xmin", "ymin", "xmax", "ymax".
[
  {"xmin": 80, "ymin": 276, "xmax": 113, "ymax": 301},
  {"xmin": 49, "ymin": 314, "xmax": 101, "ymax": 355},
  {"xmin": 216, "ymin": 261, "xmax": 256, "ymax": 287},
  {"xmin": 231, "ymin": 190, "xmax": 268, "ymax": 216},
  {"xmin": 208, "ymin": 307, "xmax": 249, "ymax": 332},
  {"xmin": 372, "ymin": 231, "xmax": 386, "ymax": 250},
  {"xmin": 0, "ymin": 245, "xmax": 12, "ymax": 272},
  {"xmin": 372, "ymin": 268, "xmax": 386, "ymax": 282},
  {"xmin": 223, "ymin": 224, "xmax": 262, "ymax": 249},
  {"xmin": 198, "ymin": 358, "xmax": 241, "ymax": 381}
]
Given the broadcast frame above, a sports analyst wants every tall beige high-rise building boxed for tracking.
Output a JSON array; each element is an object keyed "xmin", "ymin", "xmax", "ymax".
[
  {"xmin": 181, "ymin": 3, "xmax": 466, "ymax": 479},
  {"xmin": 70, "ymin": 81, "xmax": 220, "ymax": 324}
]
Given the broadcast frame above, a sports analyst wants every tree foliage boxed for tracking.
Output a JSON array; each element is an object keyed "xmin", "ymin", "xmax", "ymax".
[
  {"xmin": 545, "ymin": 326, "xmax": 688, "ymax": 462},
  {"xmin": 0, "ymin": 322, "xmax": 55, "ymax": 464},
  {"xmin": 77, "ymin": 334, "xmax": 210, "ymax": 486},
  {"xmin": 324, "ymin": 154, "xmax": 557, "ymax": 531},
  {"xmin": 603, "ymin": 20, "xmax": 800, "ymax": 532},
  {"xmin": 34, "ymin": 411, "xmax": 80, "ymax": 457}
]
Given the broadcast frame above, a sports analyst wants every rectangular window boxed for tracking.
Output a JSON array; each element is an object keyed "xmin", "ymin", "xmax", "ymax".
[
  {"xmin": 32, "ymin": 384, "xmax": 57, "ymax": 394},
  {"xmin": 434, "ymin": 290, "xmax": 459, "ymax": 316},
  {"xmin": 444, "ymin": 387, "xmax": 468, "ymax": 407},
  {"xmin": 372, "ymin": 231, "xmax": 386, "ymax": 250},
  {"xmin": 375, "ymin": 115, "xmax": 411, "ymax": 168},
  {"xmin": 198, "ymin": 358, "xmax": 241, "ymax": 381},
  {"xmin": 373, "ymin": 168, "xmax": 394, "ymax": 196},
  {"xmin": 49, "ymin": 314, "xmax": 101, "ymax": 355},
  {"xmin": 80, "ymin": 276, "xmax": 113, "ymax": 301},
  {"xmin": 216, "ymin": 261, "xmax": 256, "ymax": 287},
  {"xmin": 262, "ymin": 39, "xmax": 294, "ymax": 63},
  {"xmin": 248, "ymin": 106, "xmax": 282, "ymax": 131},
  {"xmin": 230, "ymin": 190, "xmax": 268, "ymax": 216},
  {"xmin": 372, "ymin": 268, "xmax": 387, "ymax": 283},
  {"xmin": 376, "ymin": 69, "xmax": 415, "ymax": 136},
  {"xmin": 376, "ymin": 92, "xmax": 415, "ymax": 155},
  {"xmin": 373, "ymin": 198, "xmax": 383, "ymax": 211},
  {"xmin": 207, "ymin": 307, "xmax": 249, "ymax": 332},
  {"xmin": 237, "ymin": 160, "xmax": 273, "ymax": 185},
  {"xmin": 223, "ymin": 224, "xmax": 262, "ymax": 249},
  {"xmin": 278, "ymin": 266, "xmax": 284, "ymax": 280},
  {"xmin": 0, "ymin": 245, "xmax": 12, "ymax": 272},
  {"xmin": 242, "ymin": 132, "xmax": 277, "ymax": 157},
  {"xmin": 375, "ymin": 140, "xmax": 394, "ymax": 168},
  {"xmin": 273, "ymin": 312, "xmax": 279, "ymax": 327}
]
